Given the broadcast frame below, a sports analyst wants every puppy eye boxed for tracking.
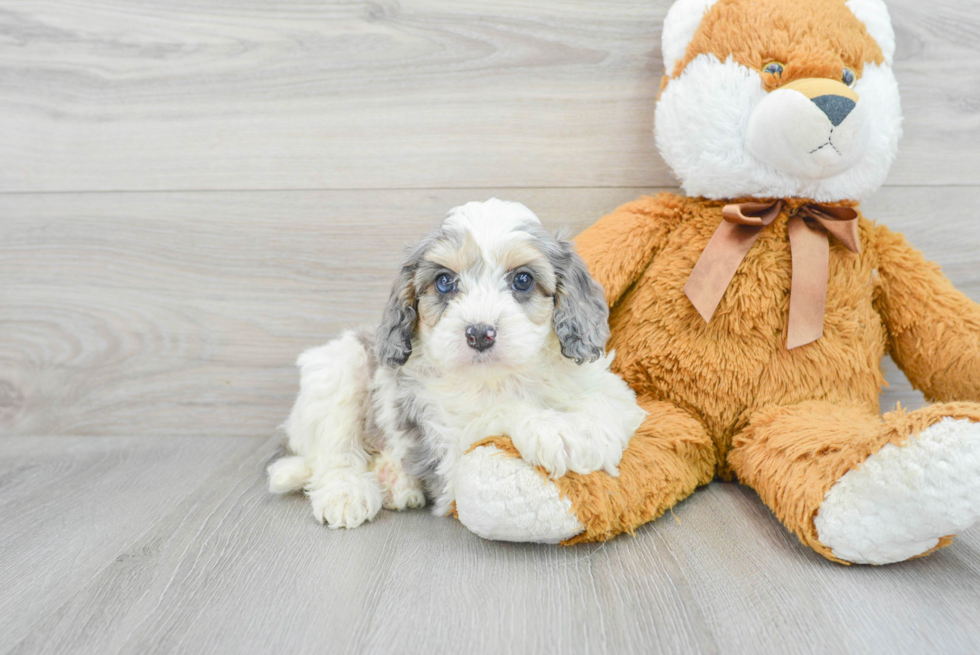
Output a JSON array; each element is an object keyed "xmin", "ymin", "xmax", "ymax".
[
  {"xmin": 842, "ymin": 68, "xmax": 856, "ymax": 87},
  {"xmin": 435, "ymin": 273, "xmax": 456, "ymax": 294},
  {"xmin": 763, "ymin": 62, "xmax": 784, "ymax": 76},
  {"xmin": 511, "ymin": 272, "xmax": 534, "ymax": 292}
]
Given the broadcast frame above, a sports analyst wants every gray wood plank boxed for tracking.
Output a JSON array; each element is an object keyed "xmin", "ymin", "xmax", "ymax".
[
  {"xmin": 1, "ymin": 186, "xmax": 975, "ymax": 437},
  {"xmin": 655, "ymin": 483, "xmax": 980, "ymax": 654},
  {"xmin": 4, "ymin": 436, "xmax": 980, "ymax": 655},
  {"xmin": 0, "ymin": 435, "xmax": 265, "ymax": 651},
  {"xmin": 0, "ymin": 187, "xmax": 656, "ymax": 437},
  {"xmin": 0, "ymin": 0, "xmax": 977, "ymax": 192}
]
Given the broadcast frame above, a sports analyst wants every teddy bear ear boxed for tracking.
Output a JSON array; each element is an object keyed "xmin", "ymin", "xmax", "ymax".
[
  {"xmin": 661, "ymin": 0, "xmax": 720, "ymax": 76},
  {"xmin": 662, "ymin": 0, "xmax": 896, "ymax": 75},
  {"xmin": 845, "ymin": 0, "xmax": 896, "ymax": 65}
]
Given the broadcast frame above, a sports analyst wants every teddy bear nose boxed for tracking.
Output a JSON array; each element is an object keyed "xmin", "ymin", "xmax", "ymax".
[{"xmin": 811, "ymin": 94, "xmax": 856, "ymax": 127}]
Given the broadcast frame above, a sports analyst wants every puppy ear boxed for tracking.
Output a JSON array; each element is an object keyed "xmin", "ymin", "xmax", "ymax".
[
  {"xmin": 550, "ymin": 235, "xmax": 610, "ymax": 364},
  {"xmin": 376, "ymin": 261, "xmax": 419, "ymax": 368}
]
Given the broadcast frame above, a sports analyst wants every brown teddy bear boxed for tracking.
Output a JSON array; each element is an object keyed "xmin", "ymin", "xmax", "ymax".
[{"xmin": 452, "ymin": 0, "xmax": 980, "ymax": 565}]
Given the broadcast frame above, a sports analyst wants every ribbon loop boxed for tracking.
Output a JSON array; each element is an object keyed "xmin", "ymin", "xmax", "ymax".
[
  {"xmin": 683, "ymin": 200, "xmax": 861, "ymax": 350},
  {"xmin": 797, "ymin": 205, "xmax": 861, "ymax": 254},
  {"xmin": 721, "ymin": 201, "xmax": 784, "ymax": 226}
]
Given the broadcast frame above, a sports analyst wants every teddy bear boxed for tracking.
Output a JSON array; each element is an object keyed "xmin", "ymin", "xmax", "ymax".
[{"xmin": 450, "ymin": 0, "xmax": 980, "ymax": 565}]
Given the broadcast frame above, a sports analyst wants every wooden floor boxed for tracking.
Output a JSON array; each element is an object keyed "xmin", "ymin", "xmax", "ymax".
[
  {"xmin": 3, "ymin": 0, "xmax": 980, "ymax": 653},
  {"xmin": 4, "ymin": 435, "xmax": 980, "ymax": 654}
]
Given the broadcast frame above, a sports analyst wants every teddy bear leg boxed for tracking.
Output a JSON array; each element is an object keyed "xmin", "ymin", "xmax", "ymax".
[
  {"xmin": 454, "ymin": 398, "xmax": 716, "ymax": 544},
  {"xmin": 727, "ymin": 401, "xmax": 980, "ymax": 564}
]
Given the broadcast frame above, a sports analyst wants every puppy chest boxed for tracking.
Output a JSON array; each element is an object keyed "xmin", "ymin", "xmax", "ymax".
[{"xmin": 413, "ymin": 379, "xmax": 546, "ymax": 450}]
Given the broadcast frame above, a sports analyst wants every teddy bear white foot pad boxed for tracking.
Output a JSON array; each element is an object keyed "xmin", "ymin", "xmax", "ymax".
[
  {"xmin": 455, "ymin": 445, "xmax": 584, "ymax": 543},
  {"xmin": 814, "ymin": 418, "xmax": 980, "ymax": 565}
]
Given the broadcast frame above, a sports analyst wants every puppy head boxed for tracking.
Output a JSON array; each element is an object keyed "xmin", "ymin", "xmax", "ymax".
[
  {"xmin": 376, "ymin": 199, "xmax": 609, "ymax": 371},
  {"xmin": 655, "ymin": 0, "xmax": 901, "ymax": 202}
]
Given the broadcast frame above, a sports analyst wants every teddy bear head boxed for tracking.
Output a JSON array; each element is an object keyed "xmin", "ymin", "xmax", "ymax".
[{"xmin": 654, "ymin": 0, "xmax": 902, "ymax": 202}]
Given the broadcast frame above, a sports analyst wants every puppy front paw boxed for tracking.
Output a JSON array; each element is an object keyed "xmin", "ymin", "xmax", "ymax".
[
  {"xmin": 510, "ymin": 411, "xmax": 572, "ymax": 478},
  {"xmin": 510, "ymin": 411, "xmax": 626, "ymax": 478},
  {"xmin": 307, "ymin": 469, "xmax": 383, "ymax": 529},
  {"xmin": 371, "ymin": 451, "xmax": 426, "ymax": 511}
]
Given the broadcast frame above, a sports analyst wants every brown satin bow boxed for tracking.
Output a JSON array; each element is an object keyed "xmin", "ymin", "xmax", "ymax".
[{"xmin": 683, "ymin": 200, "xmax": 860, "ymax": 349}]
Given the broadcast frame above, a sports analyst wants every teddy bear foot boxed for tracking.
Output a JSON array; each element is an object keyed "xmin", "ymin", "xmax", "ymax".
[
  {"xmin": 455, "ymin": 444, "xmax": 584, "ymax": 543},
  {"xmin": 814, "ymin": 417, "xmax": 980, "ymax": 565}
]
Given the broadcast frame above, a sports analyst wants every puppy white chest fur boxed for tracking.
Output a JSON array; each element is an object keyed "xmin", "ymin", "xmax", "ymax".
[{"xmin": 379, "ymin": 338, "xmax": 644, "ymax": 516}]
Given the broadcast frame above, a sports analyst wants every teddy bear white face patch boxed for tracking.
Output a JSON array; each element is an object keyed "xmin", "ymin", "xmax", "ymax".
[
  {"xmin": 745, "ymin": 76, "xmax": 871, "ymax": 181},
  {"xmin": 654, "ymin": 0, "xmax": 902, "ymax": 203}
]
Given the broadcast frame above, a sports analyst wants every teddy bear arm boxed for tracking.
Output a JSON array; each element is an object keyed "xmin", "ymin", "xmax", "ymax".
[
  {"xmin": 874, "ymin": 224, "xmax": 980, "ymax": 403},
  {"xmin": 574, "ymin": 194, "xmax": 680, "ymax": 308}
]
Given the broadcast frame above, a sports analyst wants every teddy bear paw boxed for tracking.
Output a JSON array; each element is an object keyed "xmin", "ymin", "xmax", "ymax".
[
  {"xmin": 455, "ymin": 444, "xmax": 584, "ymax": 543},
  {"xmin": 814, "ymin": 417, "xmax": 980, "ymax": 564}
]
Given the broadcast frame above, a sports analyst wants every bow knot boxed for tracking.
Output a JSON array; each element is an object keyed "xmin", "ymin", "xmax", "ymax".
[{"xmin": 683, "ymin": 200, "xmax": 860, "ymax": 350}]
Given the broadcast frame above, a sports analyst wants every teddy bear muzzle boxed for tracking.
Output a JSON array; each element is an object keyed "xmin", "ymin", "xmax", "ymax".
[{"xmin": 745, "ymin": 77, "xmax": 871, "ymax": 181}]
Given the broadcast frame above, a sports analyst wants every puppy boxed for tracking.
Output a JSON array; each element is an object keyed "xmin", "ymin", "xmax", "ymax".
[{"xmin": 267, "ymin": 199, "xmax": 646, "ymax": 528}]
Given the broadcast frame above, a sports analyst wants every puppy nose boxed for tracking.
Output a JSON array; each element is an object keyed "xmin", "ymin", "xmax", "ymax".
[
  {"xmin": 811, "ymin": 95, "xmax": 856, "ymax": 127},
  {"xmin": 465, "ymin": 324, "xmax": 496, "ymax": 352}
]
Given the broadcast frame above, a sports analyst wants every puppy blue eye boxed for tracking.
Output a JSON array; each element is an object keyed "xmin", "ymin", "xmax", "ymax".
[
  {"xmin": 842, "ymin": 68, "xmax": 856, "ymax": 87},
  {"xmin": 435, "ymin": 273, "xmax": 456, "ymax": 294},
  {"xmin": 763, "ymin": 62, "xmax": 784, "ymax": 76},
  {"xmin": 512, "ymin": 272, "xmax": 534, "ymax": 292}
]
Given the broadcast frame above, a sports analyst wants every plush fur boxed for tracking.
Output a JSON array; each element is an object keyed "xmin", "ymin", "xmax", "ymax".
[
  {"xmin": 268, "ymin": 199, "xmax": 646, "ymax": 527},
  {"xmin": 452, "ymin": 0, "xmax": 980, "ymax": 564},
  {"xmin": 655, "ymin": 0, "xmax": 902, "ymax": 201}
]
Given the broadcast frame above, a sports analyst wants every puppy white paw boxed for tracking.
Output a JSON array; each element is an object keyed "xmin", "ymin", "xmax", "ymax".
[
  {"xmin": 815, "ymin": 417, "xmax": 980, "ymax": 564},
  {"xmin": 307, "ymin": 470, "xmax": 383, "ymax": 529},
  {"xmin": 371, "ymin": 451, "xmax": 426, "ymax": 511},
  {"xmin": 510, "ymin": 411, "xmax": 623, "ymax": 478},
  {"xmin": 565, "ymin": 430, "xmax": 624, "ymax": 477},
  {"xmin": 510, "ymin": 411, "xmax": 572, "ymax": 478}
]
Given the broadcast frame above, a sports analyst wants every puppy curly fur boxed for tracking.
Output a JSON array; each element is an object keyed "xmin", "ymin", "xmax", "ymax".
[{"xmin": 268, "ymin": 199, "xmax": 645, "ymax": 527}]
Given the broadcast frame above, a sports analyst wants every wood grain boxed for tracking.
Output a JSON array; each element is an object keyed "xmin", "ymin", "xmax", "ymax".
[
  {"xmin": 2, "ymin": 1, "xmax": 979, "ymax": 652},
  {"xmin": 3, "ymin": 435, "xmax": 980, "ymax": 654},
  {"xmin": 0, "ymin": 0, "xmax": 978, "ymax": 192},
  {"xmin": 2, "ymin": 186, "xmax": 973, "ymax": 437},
  {"xmin": 0, "ymin": 435, "xmax": 267, "ymax": 651}
]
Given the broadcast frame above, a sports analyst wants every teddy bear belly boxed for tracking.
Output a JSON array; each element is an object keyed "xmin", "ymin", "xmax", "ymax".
[{"xmin": 607, "ymin": 262, "xmax": 888, "ymax": 458}]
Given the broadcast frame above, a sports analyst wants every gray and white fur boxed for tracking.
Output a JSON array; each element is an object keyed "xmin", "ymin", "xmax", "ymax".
[{"xmin": 267, "ymin": 199, "xmax": 646, "ymax": 528}]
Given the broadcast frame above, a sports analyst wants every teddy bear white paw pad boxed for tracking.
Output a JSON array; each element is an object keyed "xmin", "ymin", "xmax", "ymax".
[
  {"xmin": 455, "ymin": 445, "xmax": 584, "ymax": 543},
  {"xmin": 815, "ymin": 418, "xmax": 980, "ymax": 564}
]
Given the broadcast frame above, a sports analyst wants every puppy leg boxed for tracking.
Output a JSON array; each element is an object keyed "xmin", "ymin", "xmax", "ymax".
[
  {"xmin": 283, "ymin": 331, "xmax": 383, "ymax": 528},
  {"xmin": 368, "ymin": 369, "xmax": 427, "ymax": 511},
  {"xmin": 371, "ymin": 448, "xmax": 426, "ymax": 511}
]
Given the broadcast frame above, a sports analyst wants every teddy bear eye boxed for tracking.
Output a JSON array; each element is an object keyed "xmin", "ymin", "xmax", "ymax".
[
  {"xmin": 763, "ymin": 62, "xmax": 784, "ymax": 76},
  {"xmin": 842, "ymin": 68, "xmax": 856, "ymax": 87}
]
